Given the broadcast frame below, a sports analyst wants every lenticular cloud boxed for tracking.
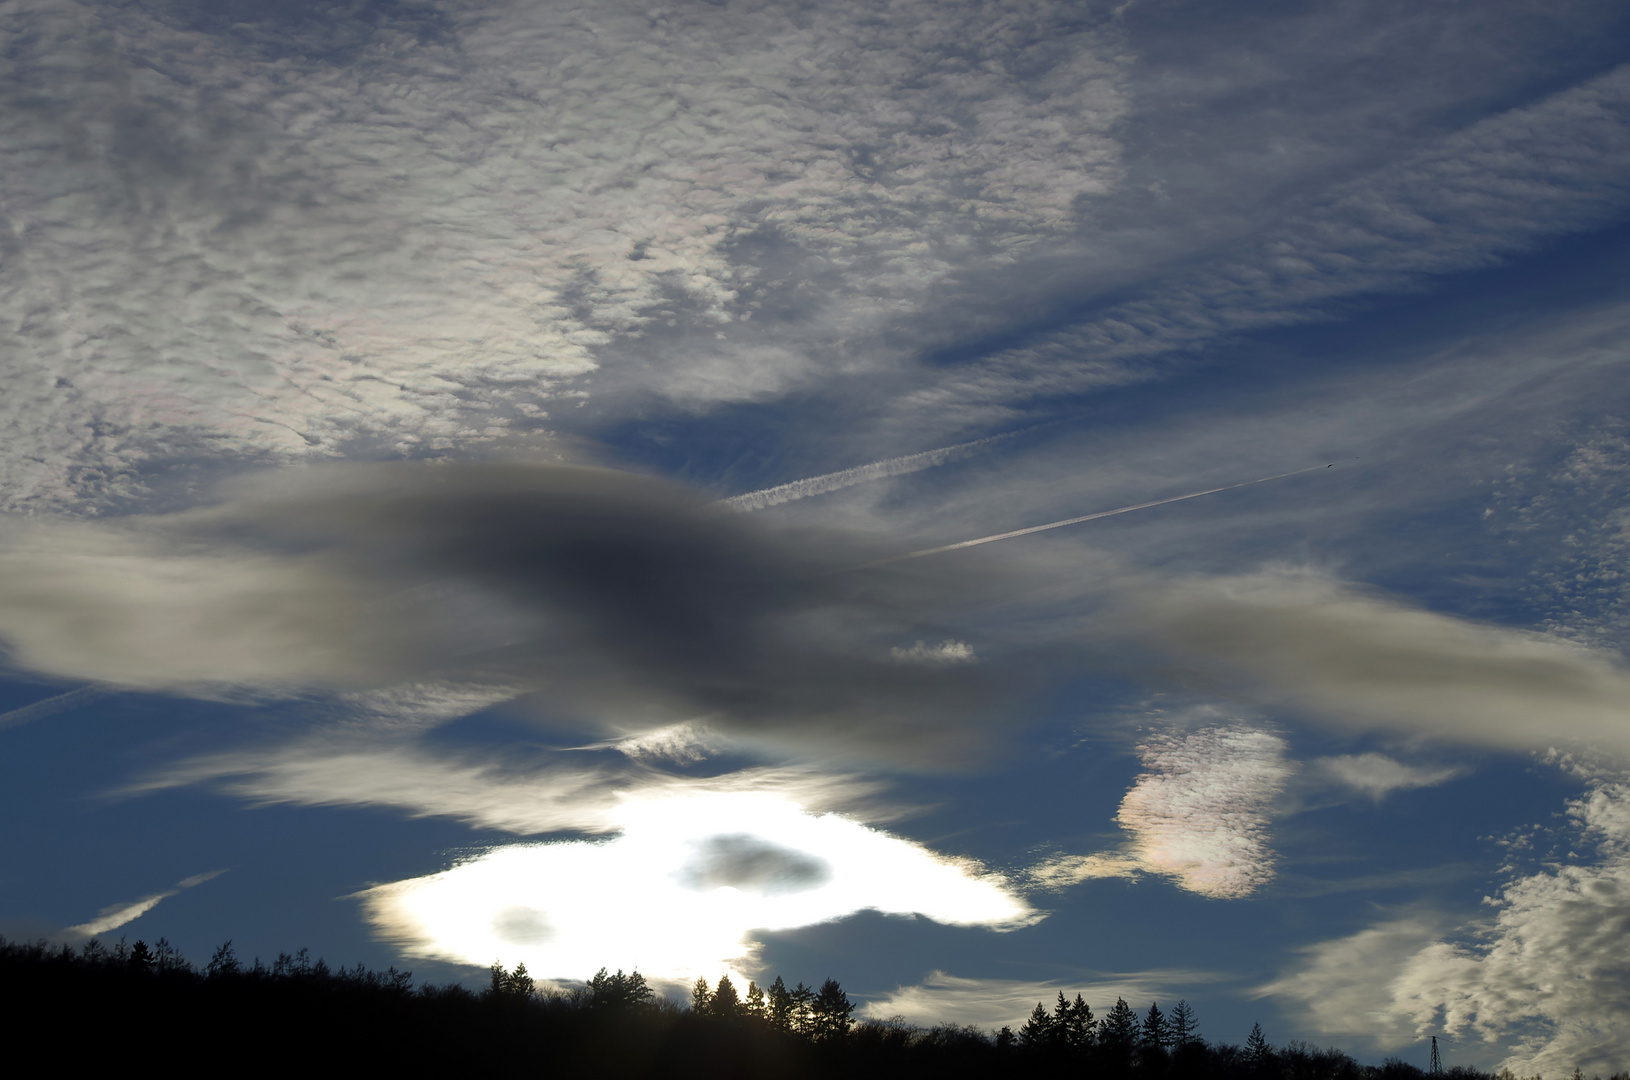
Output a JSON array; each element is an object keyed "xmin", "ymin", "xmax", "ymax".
[{"xmin": 360, "ymin": 791, "xmax": 1035, "ymax": 987}]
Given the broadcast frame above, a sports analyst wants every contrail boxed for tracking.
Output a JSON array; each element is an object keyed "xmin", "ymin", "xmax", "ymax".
[
  {"xmin": 0, "ymin": 685, "xmax": 106, "ymax": 732},
  {"xmin": 867, "ymin": 465, "xmax": 1333, "ymax": 566},
  {"xmin": 724, "ymin": 429, "xmax": 1030, "ymax": 511}
]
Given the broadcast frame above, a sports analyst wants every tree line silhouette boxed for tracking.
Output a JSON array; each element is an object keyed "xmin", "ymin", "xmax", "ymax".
[{"xmin": 1, "ymin": 934, "xmax": 1616, "ymax": 1079}]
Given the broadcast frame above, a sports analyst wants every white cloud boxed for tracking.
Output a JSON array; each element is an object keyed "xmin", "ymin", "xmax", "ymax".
[
  {"xmin": 861, "ymin": 968, "xmax": 1220, "ymax": 1031},
  {"xmin": 724, "ymin": 432, "xmax": 1023, "ymax": 512},
  {"xmin": 360, "ymin": 790, "xmax": 1035, "ymax": 987},
  {"xmin": 890, "ymin": 640, "xmax": 978, "ymax": 665},
  {"xmin": 1024, "ymin": 852, "xmax": 1143, "ymax": 891},
  {"xmin": 1116, "ymin": 726, "xmax": 1292, "ymax": 900},
  {"xmin": 1025, "ymin": 725, "xmax": 1290, "ymax": 900},
  {"xmin": 66, "ymin": 869, "xmax": 227, "ymax": 938},
  {"xmin": 135, "ymin": 738, "xmax": 886, "ymax": 837},
  {"xmin": 1260, "ymin": 775, "xmax": 1630, "ymax": 1076},
  {"xmin": 898, "ymin": 62, "xmax": 1630, "ymax": 429},
  {"xmin": 1310, "ymin": 753, "xmax": 1467, "ymax": 800},
  {"xmin": 608, "ymin": 722, "xmax": 724, "ymax": 766},
  {"xmin": 0, "ymin": 0, "xmax": 1125, "ymax": 510}
]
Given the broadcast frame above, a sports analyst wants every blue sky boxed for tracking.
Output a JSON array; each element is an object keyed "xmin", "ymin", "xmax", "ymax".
[{"xmin": 3, "ymin": 0, "xmax": 1630, "ymax": 1072}]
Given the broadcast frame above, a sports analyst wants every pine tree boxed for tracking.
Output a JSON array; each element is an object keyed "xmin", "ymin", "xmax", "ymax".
[
  {"xmin": 1247, "ymin": 1022, "xmax": 1273, "ymax": 1068},
  {"xmin": 745, "ymin": 980, "xmax": 766, "ymax": 1019},
  {"xmin": 809, "ymin": 978, "xmax": 854, "ymax": 1041},
  {"xmin": 206, "ymin": 941, "xmax": 239, "ymax": 978},
  {"xmin": 128, "ymin": 940, "xmax": 154, "ymax": 974},
  {"xmin": 767, "ymin": 976, "xmax": 794, "ymax": 1031},
  {"xmin": 790, "ymin": 981, "xmax": 815, "ymax": 1035},
  {"xmin": 1057, "ymin": 993, "xmax": 1095, "ymax": 1050},
  {"xmin": 710, "ymin": 974, "xmax": 742, "ymax": 1018},
  {"xmin": 1069, "ymin": 996, "xmax": 1095, "ymax": 1049},
  {"xmin": 1142, "ymin": 1002, "xmax": 1172, "ymax": 1051},
  {"xmin": 1019, "ymin": 1002, "xmax": 1054, "ymax": 1048},
  {"xmin": 1170, "ymin": 1000, "xmax": 1199, "ymax": 1048},
  {"xmin": 1100, "ymin": 996, "xmax": 1139, "ymax": 1065},
  {"xmin": 691, "ymin": 976, "xmax": 712, "ymax": 1013}
]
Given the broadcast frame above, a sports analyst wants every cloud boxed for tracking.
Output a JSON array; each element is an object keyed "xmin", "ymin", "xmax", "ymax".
[
  {"xmin": 610, "ymin": 722, "xmax": 723, "ymax": 766},
  {"xmin": 135, "ymin": 737, "xmax": 887, "ymax": 837},
  {"xmin": 359, "ymin": 790, "xmax": 1035, "ymax": 986},
  {"xmin": 1025, "ymin": 725, "xmax": 1290, "ymax": 900},
  {"xmin": 1114, "ymin": 726, "xmax": 1292, "ymax": 899},
  {"xmin": 1117, "ymin": 567, "xmax": 1630, "ymax": 756},
  {"xmin": 1260, "ymin": 773, "xmax": 1630, "ymax": 1076},
  {"xmin": 7, "ymin": 462, "xmax": 1630, "ymax": 771},
  {"xmin": 1309, "ymin": 753, "xmax": 1467, "ymax": 800},
  {"xmin": 860, "ymin": 968, "xmax": 1222, "ymax": 1031},
  {"xmin": 724, "ymin": 432, "xmax": 1025, "ymax": 512},
  {"xmin": 1024, "ymin": 852, "xmax": 1143, "ymax": 891},
  {"xmin": 0, "ymin": 0, "xmax": 1125, "ymax": 511},
  {"xmin": 65, "ymin": 869, "xmax": 228, "ymax": 938},
  {"xmin": 890, "ymin": 640, "xmax": 978, "ymax": 665},
  {"xmin": 0, "ymin": 685, "xmax": 107, "ymax": 731},
  {"xmin": 898, "ymin": 62, "xmax": 1630, "ymax": 429},
  {"xmin": 0, "ymin": 461, "xmax": 1035, "ymax": 765}
]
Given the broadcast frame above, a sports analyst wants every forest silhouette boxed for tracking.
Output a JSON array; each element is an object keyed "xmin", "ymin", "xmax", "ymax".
[{"xmin": 0, "ymin": 934, "xmax": 1613, "ymax": 1078}]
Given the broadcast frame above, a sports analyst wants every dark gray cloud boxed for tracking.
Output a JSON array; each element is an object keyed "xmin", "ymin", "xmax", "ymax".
[
  {"xmin": 676, "ymin": 834, "xmax": 832, "ymax": 895},
  {"xmin": 5, "ymin": 458, "xmax": 1630, "ymax": 766},
  {"xmin": 0, "ymin": 462, "xmax": 1040, "ymax": 764}
]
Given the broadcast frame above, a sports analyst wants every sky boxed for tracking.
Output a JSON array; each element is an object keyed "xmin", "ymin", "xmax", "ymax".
[{"xmin": 2, "ymin": 0, "xmax": 1630, "ymax": 1072}]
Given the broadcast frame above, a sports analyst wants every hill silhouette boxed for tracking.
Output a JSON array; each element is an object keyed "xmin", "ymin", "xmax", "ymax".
[{"xmin": 0, "ymin": 935, "xmax": 1606, "ymax": 1079}]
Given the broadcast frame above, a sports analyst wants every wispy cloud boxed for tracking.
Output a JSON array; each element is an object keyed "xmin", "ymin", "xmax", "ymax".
[
  {"xmin": 1309, "ymin": 753, "xmax": 1468, "ymax": 801},
  {"xmin": 66, "ymin": 869, "xmax": 227, "ymax": 938},
  {"xmin": 724, "ymin": 432, "xmax": 1025, "ymax": 512},
  {"xmin": 861, "ymin": 968, "xmax": 1225, "ymax": 1031},
  {"xmin": 899, "ymin": 63, "xmax": 1630, "ymax": 429},
  {"xmin": 0, "ymin": 685, "xmax": 106, "ymax": 732},
  {"xmin": 134, "ymin": 738, "xmax": 888, "ymax": 838}
]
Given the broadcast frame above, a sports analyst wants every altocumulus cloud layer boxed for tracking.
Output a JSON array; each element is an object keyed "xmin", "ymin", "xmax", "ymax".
[{"xmin": 0, "ymin": 0, "xmax": 1123, "ymax": 510}]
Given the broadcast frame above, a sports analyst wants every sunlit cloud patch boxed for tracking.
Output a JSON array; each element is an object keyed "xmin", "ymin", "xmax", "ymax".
[{"xmin": 361, "ymin": 791, "xmax": 1035, "ymax": 985}]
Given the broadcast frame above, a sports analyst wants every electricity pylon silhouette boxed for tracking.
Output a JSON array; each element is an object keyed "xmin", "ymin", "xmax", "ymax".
[{"xmin": 1430, "ymin": 1035, "xmax": 1443, "ymax": 1076}]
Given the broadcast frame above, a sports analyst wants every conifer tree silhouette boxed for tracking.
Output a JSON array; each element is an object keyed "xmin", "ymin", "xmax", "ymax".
[
  {"xmin": 744, "ymin": 979, "xmax": 765, "ymax": 1019},
  {"xmin": 1055, "ymin": 993, "xmax": 1095, "ymax": 1049},
  {"xmin": 767, "ymin": 975, "xmax": 794, "ymax": 1031},
  {"xmin": 1100, "ymin": 996, "xmax": 1140, "ymax": 1068},
  {"xmin": 1247, "ymin": 1022, "xmax": 1274, "ymax": 1070},
  {"xmin": 1142, "ymin": 1001, "xmax": 1172, "ymax": 1051},
  {"xmin": 127, "ymin": 940, "xmax": 154, "ymax": 973},
  {"xmin": 809, "ymin": 978, "xmax": 853, "ymax": 1041},
  {"xmin": 690, "ymin": 975, "xmax": 712, "ymax": 1013},
  {"xmin": 710, "ymin": 973, "xmax": 742, "ymax": 1019},
  {"xmin": 206, "ymin": 941, "xmax": 239, "ymax": 978},
  {"xmin": 1171, "ymin": 999, "xmax": 1200, "ymax": 1048},
  {"xmin": 1019, "ymin": 1001, "xmax": 1054, "ymax": 1048}
]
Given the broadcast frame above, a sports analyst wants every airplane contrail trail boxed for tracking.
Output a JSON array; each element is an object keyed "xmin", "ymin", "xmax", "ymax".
[
  {"xmin": 866, "ymin": 464, "xmax": 1333, "ymax": 567},
  {"xmin": 0, "ymin": 685, "xmax": 106, "ymax": 732},
  {"xmin": 724, "ymin": 429, "xmax": 1032, "ymax": 511}
]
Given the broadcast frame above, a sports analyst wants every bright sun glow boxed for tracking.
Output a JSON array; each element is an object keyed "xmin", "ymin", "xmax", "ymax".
[{"xmin": 361, "ymin": 791, "xmax": 1034, "ymax": 986}]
